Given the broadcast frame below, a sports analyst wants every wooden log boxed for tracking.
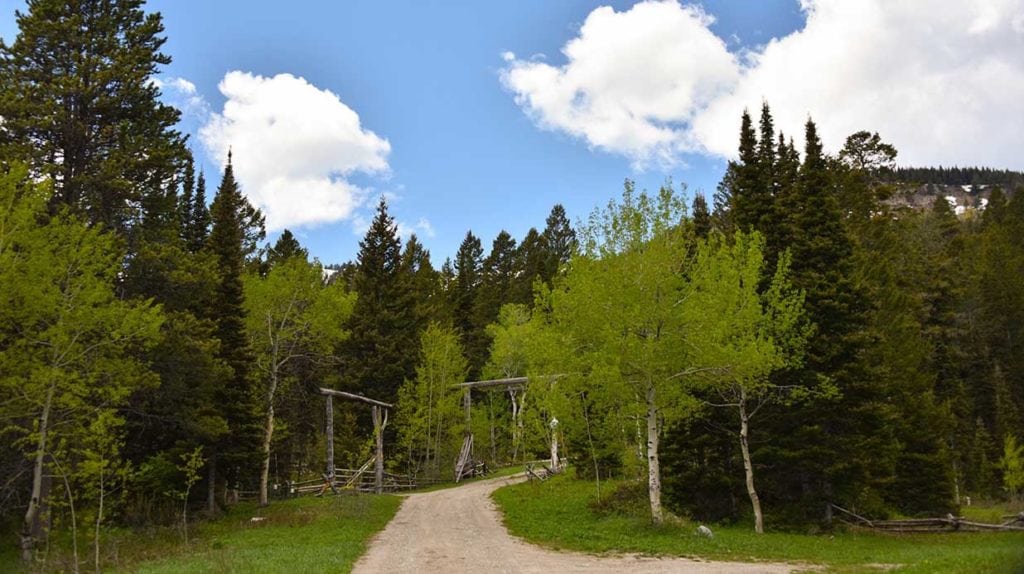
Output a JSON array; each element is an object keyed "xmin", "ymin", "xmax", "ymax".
[
  {"xmin": 325, "ymin": 395, "xmax": 334, "ymax": 481},
  {"xmin": 318, "ymin": 388, "xmax": 394, "ymax": 409},
  {"xmin": 373, "ymin": 406, "xmax": 384, "ymax": 495}
]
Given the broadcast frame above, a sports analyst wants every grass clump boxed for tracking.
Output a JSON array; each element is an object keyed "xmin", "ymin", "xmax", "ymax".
[{"xmin": 492, "ymin": 474, "xmax": 1024, "ymax": 573}]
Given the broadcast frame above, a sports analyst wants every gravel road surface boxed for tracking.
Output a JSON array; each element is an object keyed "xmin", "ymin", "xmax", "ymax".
[{"xmin": 352, "ymin": 474, "xmax": 795, "ymax": 573}]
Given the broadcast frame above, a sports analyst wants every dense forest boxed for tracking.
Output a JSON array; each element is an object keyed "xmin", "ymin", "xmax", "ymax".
[{"xmin": 1, "ymin": 0, "xmax": 1022, "ymax": 567}]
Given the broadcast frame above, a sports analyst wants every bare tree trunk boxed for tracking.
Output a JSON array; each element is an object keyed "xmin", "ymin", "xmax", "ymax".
[
  {"xmin": 738, "ymin": 395, "xmax": 764, "ymax": 534},
  {"xmin": 94, "ymin": 465, "xmax": 104, "ymax": 572},
  {"xmin": 21, "ymin": 382, "xmax": 56, "ymax": 563},
  {"xmin": 645, "ymin": 382, "xmax": 663, "ymax": 525},
  {"xmin": 206, "ymin": 455, "xmax": 217, "ymax": 514},
  {"xmin": 259, "ymin": 367, "xmax": 279, "ymax": 507}
]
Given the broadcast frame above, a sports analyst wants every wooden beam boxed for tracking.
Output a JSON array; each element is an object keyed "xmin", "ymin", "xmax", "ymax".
[
  {"xmin": 454, "ymin": 374, "xmax": 564, "ymax": 390},
  {"xmin": 453, "ymin": 377, "xmax": 528, "ymax": 390},
  {"xmin": 325, "ymin": 394, "xmax": 334, "ymax": 480},
  {"xmin": 318, "ymin": 388, "xmax": 394, "ymax": 409}
]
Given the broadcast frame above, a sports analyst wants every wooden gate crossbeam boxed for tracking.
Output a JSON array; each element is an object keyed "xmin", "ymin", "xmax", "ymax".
[{"xmin": 319, "ymin": 387, "xmax": 394, "ymax": 495}]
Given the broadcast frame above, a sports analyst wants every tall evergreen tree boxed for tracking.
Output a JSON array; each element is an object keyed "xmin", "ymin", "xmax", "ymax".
[
  {"xmin": 205, "ymin": 154, "xmax": 264, "ymax": 506},
  {"xmin": 186, "ymin": 171, "xmax": 211, "ymax": 252},
  {"xmin": 0, "ymin": 0, "xmax": 187, "ymax": 232},
  {"xmin": 541, "ymin": 204, "xmax": 577, "ymax": 282},
  {"xmin": 692, "ymin": 193, "xmax": 711, "ymax": 239},
  {"xmin": 512, "ymin": 227, "xmax": 546, "ymax": 305},
  {"xmin": 473, "ymin": 231, "xmax": 519, "ymax": 344},
  {"xmin": 400, "ymin": 234, "xmax": 444, "ymax": 329},
  {"xmin": 452, "ymin": 231, "xmax": 485, "ymax": 377},
  {"xmin": 343, "ymin": 197, "xmax": 417, "ymax": 405},
  {"xmin": 265, "ymin": 229, "xmax": 309, "ymax": 268}
]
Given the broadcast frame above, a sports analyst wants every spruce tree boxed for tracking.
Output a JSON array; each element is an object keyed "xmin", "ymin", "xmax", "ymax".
[
  {"xmin": 265, "ymin": 229, "xmax": 309, "ymax": 268},
  {"xmin": 452, "ymin": 231, "xmax": 485, "ymax": 378},
  {"xmin": 541, "ymin": 204, "xmax": 577, "ymax": 282},
  {"xmin": 187, "ymin": 171, "xmax": 212, "ymax": 252},
  {"xmin": 400, "ymin": 234, "xmax": 444, "ymax": 329},
  {"xmin": 691, "ymin": 193, "xmax": 711, "ymax": 239},
  {"xmin": 343, "ymin": 197, "xmax": 417, "ymax": 404},
  {"xmin": 0, "ymin": 0, "xmax": 187, "ymax": 232},
  {"xmin": 474, "ymin": 231, "xmax": 519, "ymax": 335},
  {"xmin": 206, "ymin": 154, "xmax": 263, "ymax": 505},
  {"xmin": 512, "ymin": 227, "xmax": 546, "ymax": 305}
]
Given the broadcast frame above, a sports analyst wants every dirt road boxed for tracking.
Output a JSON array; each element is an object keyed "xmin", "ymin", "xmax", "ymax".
[{"xmin": 352, "ymin": 475, "xmax": 795, "ymax": 573}]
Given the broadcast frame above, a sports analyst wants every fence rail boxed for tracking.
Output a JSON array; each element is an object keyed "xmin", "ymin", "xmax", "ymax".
[{"xmin": 831, "ymin": 504, "xmax": 1024, "ymax": 533}]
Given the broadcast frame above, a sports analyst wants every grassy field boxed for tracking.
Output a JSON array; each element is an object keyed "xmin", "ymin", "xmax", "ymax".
[
  {"xmin": 492, "ymin": 474, "xmax": 1024, "ymax": 573},
  {"xmin": 1, "ymin": 494, "xmax": 401, "ymax": 574}
]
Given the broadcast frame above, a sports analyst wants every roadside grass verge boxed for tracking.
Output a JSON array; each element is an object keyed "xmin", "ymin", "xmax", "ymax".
[
  {"xmin": 3, "ymin": 494, "xmax": 401, "ymax": 573},
  {"xmin": 492, "ymin": 474, "xmax": 1024, "ymax": 573}
]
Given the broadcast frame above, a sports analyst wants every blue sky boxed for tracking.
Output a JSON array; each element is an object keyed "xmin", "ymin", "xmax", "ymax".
[{"xmin": 3, "ymin": 1, "xmax": 1022, "ymax": 265}]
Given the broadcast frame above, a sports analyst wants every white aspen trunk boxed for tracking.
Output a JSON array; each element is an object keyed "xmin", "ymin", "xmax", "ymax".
[
  {"xmin": 94, "ymin": 465, "xmax": 103, "ymax": 572},
  {"xmin": 259, "ymin": 362, "xmax": 279, "ymax": 507},
  {"xmin": 509, "ymin": 390, "xmax": 520, "ymax": 461},
  {"xmin": 739, "ymin": 393, "xmax": 764, "ymax": 534},
  {"xmin": 645, "ymin": 383, "xmax": 663, "ymax": 525},
  {"xmin": 21, "ymin": 382, "xmax": 56, "ymax": 563},
  {"xmin": 550, "ymin": 429, "xmax": 559, "ymax": 469}
]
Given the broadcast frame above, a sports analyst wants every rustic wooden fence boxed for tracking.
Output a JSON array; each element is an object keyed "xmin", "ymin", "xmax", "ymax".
[{"xmin": 832, "ymin": 504, "xmax": 1024, "ymax": 533}]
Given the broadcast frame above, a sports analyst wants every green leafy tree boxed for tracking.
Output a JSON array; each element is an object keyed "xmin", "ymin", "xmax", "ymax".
[
  {"xmin": 541, "ymin": 180, "xmax": 696, "ymax": 524},
  {"xmin": 685, "ymin": 233, "xmax": 807, "ymax": 533},
  {"xmin": 244, "ymin": 257, "xmax": 355, "ymax": 506},
  {"xmin": 396, "ymin": 323, "xmax": 468, "ymax": 476},
  {"xmin": 0, "ymin": 165, "xmax": 162, "ymax": 561},
  {"xmin": 1001, "ymin": 435, "xmax": 1024, "ymax": 502}
]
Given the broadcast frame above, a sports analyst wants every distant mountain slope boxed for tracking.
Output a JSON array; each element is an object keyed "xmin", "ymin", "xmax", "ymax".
[{"xmin": 879, "ymin": 166, "xmax": 1022, "ymax": 216}]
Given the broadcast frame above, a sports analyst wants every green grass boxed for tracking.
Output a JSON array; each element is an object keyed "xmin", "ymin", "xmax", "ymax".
[
  {"xmin": 492, "ymin": 475, "xmax": 1024, "ymax": 573},
  {"xmin": 2, "ymin": 494, "xmax": 401, "ymax": 574}
]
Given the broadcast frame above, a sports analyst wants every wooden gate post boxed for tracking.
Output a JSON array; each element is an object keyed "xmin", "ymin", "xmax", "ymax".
[
  {"xmin": 373, "ymin": 406, "xmax": 384, "ymax": 494},
  {"xmin": 325, "ymin": 394, "xmax": 334, "ymax": 481}
]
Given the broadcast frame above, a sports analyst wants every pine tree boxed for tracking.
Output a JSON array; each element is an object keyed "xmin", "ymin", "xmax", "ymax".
[
  {"xmin": 728, "ymin": 109, "xmax": 764, "ymax": 233},
  {"xmin": 343, "ymin": 197, "xmax": 417, "ymax": 404},
  {"xmin": 541, "ymin": 204, "xmax": 577, "ymax": 283},
  {"xmin": 179, "ymin": 154, "xmax": 197, "ymax": 235},
  {"xmin": 265, "ymin": 229, "xmax": 309, "ymax": 268},
  {"xmin": 512, "ymin": 227, "xmax": 546, "ymax": 305},
  {"xmin": 475, "ymin": 230, "xmax": 519, "ymax": 329},
  {"xmin": 205, "ymin": 154, "xmax": 264, "ymax": 506},
  {"xmin": 400, "ymin": 234, "xmax": 444, "ymax": 329},
  {"xmin": 453, "ymin": 231, "xmax": 485, "ymax": 378},
  {"xmin": 187, "ymin": 171, "xmax": 212, "ymax": 252},
  {"xmin": 692, "ymin": 193, "xmax": 711, "ymax": 239},
  {"xmin": 0, "ymin": 0, "xmax": 187, "ymax": 233}
]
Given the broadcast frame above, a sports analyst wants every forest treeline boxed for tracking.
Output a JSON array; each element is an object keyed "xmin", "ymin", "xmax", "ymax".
[
  {"xmin": 883, "ymin": 166, "xmax": 1024, "ymax": 188},
  {"xmin": 1, "ymin": 0, "xmax": 1023, "ymax": 567}
]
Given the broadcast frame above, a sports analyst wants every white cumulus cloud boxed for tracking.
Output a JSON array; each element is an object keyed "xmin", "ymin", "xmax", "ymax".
[
  {"xmin": 200, "ymin": 72, "xmax": 391, "ymax": 231},
  {"xmin": 502, "ymin": 0, "xmax": 1024, "ymax": 169}
]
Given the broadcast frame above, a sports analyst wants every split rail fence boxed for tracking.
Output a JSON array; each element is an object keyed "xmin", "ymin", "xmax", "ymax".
[{"xmin": 832, "ymin": 504, "xmax": 1024, "ymax": 533}]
